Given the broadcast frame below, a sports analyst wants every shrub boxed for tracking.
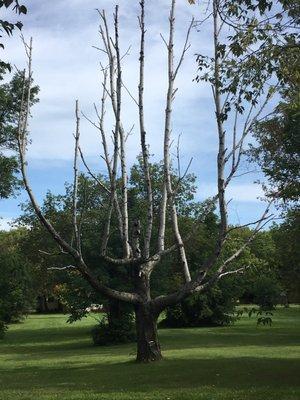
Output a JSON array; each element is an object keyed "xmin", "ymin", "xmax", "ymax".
[
  {"xmin": 0, "ymin": 252, "xmax": 35, "ymax": 325},
  {"xmin": 0, "ymin": 320, "xmax": 7, "ymax": 339},
  {"xmin": 162, "ymin": 284, "xmax": 238, "ymax": 328},
  {"xmin": 252, "ymin": 276, "xmax": 282, "ymax": 310},
  {"xmin": 91, "ymin": 313, "xmax": 136, "ymax": 346}
]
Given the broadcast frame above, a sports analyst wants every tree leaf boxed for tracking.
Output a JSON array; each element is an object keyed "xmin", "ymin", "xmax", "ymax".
[
  {"xmin": 3, "ymin": 0, "xmax": 14, "ymax": 8},
  {"xmin": 19, "ymin": 5, "xmax": 27, "ymax": 14},
  {"xmin": 15, "ymin": 21, "xmax": 23, "ymax": 30}
]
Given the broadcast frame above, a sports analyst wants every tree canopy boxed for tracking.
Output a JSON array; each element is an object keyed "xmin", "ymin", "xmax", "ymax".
[{"xmin": 0, "ymin": 69, "xmax": 39, "ymax": 198}]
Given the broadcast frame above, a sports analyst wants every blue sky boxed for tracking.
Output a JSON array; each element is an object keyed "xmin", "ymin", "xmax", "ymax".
[{"xmin": 0, "ymin": 0, "xmax": 275, "ymax": 230}]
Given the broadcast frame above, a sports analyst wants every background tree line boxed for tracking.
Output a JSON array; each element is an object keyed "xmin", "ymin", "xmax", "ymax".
[{"xmin": 1, "ymin": 166, "xmax": 299, "ymax": 339}]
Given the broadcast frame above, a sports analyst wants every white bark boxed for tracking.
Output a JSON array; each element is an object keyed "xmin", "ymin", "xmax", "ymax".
[{"xmin": 138, "ymin": 0, "xmax": 153, "ymax": 259}]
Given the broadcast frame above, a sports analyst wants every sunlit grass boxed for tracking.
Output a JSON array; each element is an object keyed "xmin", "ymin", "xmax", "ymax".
[{"xmin": 0, "ymin": 306, "xmax": 299, "ymax": 399}]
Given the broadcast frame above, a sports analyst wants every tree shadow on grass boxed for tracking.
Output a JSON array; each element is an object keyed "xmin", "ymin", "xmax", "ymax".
[
  {"xmin": 1, "ymin": 323, "xmax": 299, "ymax": 361},
  {"xmin": 160, "ymin": 326, "xmax": 300, "ymax": 349},
  {"xmin": 0, "ymin": 357, "xmax": 299, "ymax": 394},
  {"xmin": 2, "ymin": 325, "xmax": 91, "ymax": 345}
]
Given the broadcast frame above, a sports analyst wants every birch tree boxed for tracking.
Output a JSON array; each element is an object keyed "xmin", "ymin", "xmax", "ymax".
[{"xmin": 17, "ymin": 0, "xmax": 278, "ymax": 362}]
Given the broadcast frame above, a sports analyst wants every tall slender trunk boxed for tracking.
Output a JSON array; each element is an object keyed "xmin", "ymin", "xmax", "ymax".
[{"xmin": 134, "ymin": 304, "xmax": 162, "ymax": 362}]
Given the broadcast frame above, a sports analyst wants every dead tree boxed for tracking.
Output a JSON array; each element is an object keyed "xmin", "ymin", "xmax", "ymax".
[{"xmin": 17, "ymin": 0, "xmax": 274, "ymax": 363}]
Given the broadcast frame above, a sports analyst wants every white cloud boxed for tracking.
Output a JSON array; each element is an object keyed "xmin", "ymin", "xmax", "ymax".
[
  {"xmin": 0, "ymin": 217, "xmax": 13, "ymax": 231},
  {"xmin": 198, "ymin": 183, "xmax": 264, "ymax": 203},
  {"xmin": 2, "ymin": 0, "xmax": 215, "ymax": 166},
  {"xmin": 226, "ymin": 184, "xmax": 264, "ymax": 203},
  {"xmin": 0, "ymin": 1, "xmax": 275, "ymax": 224}
]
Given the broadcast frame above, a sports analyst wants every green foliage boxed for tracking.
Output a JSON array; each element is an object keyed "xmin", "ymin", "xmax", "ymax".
[
  {"xmin": 271, "ymin": 209, "xmax": 300, "ymax": 302},
  {"xmin": 250, "ymin": 93, "xmax": 300, "ymax": 206},
  {"xmin": 196, "ymin": 0, "xmax": 299, "ymax": 122},
  {"xmin": 0, "ymin": 68, "xmax": 39, "ymax": 198},
  {"xmin": 225, "ymin": 229, "xmax": 285, "ymax": 312},
  {"xmin": 252, "ymin": 276, "xmax": 282, "ymax": 310},
  {"xmin": 130, "ymin": 158, "xmax": 200, "ymax": 219},
  {"xmin": 0, "ymin": 319, "xmax": 7, "ymax": 338},
  {"xmin": 0, "ymin": 70, "xmax": 39, "ymax": 144},
  {"xmin": 257, "ymin": 314, "xmax": 273, "ymax": 326},
  {"xmin": 237, "ymin": 2, "xmax": 300, "ymax": 207},
  {"xmin": 0, "ymin": 232, "xmax": 35, "ymax": 327},
  {"xmin": 57, "ymin": 276, "xmax": 104, "ymax": 324},
  {"xmin": 18, "ymin": 160, "xmax": 207, "ymax": 320},
  {"xmin": 91, "ymin": 313, "xmax": 136, "ymax": 346},
  {"xmin": 0, "ymin": 154, "xmax": 18, "ymax": 198},
  {"xmin": 162, "ymin": 225, "xmax": 285, "ymax": 328},
  {"xmin": 239, "ymin": 306, "xmax": 274, "ymax": 326},
  {"xmin": 162, "ymin": 281, "xmax": 238, "ymax": 328},
  {"xmin": 0, "ymin": 0, "xmax": 27, "ymax": 61},
  {"xmin": 18, "ymin": 160, "xmax": 294, "ymax": 333}
]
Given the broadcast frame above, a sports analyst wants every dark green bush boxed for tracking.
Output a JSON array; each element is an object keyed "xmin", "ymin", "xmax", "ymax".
[
  {"xmin": 252, "ymin": 276, "xmax": 282, "ymax": 310},
  {"xmin": 0, "ymin": 252, "xmax": 35, "ymax": 325},
  {"xmin": 91, "ymin": 313, "xmax": 136, "ymax": 346},
  {"xmin": 0, "ymin": 320, "xmax": 7, "ymax": 339},
  {"xmin": 162, "ymin": 284, "xmax": 238, "ymax": 328}
]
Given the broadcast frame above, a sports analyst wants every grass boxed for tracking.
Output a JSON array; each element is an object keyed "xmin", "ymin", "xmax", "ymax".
[{"xmin": 0, "ymin": 306, "xmax": 299, "ymax": 400}]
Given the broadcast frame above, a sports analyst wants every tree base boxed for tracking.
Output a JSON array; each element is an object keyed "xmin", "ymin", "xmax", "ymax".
[
  {"xmin": 136, "ymin": 342, "xmax": 163, "ymax": 363},
  {"xmin": 135, "ymin": 304, "xmax": 162, "ymax": 363}
]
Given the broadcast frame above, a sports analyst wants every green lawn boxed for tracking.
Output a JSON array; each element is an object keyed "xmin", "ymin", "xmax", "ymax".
[{"xmin": 0, "ymin": 307, "xmax": 299, "ymax": 400}]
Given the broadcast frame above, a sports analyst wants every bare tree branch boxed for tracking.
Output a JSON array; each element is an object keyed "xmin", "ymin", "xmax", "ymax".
[
  {"xmin": 72, "ymin": 100, "xmax": 81, "ymax": 254},
  {"xmin": 47, "ymin": 265, "xmax": 76, "ymax": 271},
  {"xmin": 78, "ymin": 145, "xmax": 110, "ymax": 194},
  {"xmin": 114, "ymin": 6, "xmax": 130, "ymax": 258},
  {"xmin": 17, "ymin": 37, "xmax": 142, "ymax": 306},
  {"xmin": 138, "ymin": 0, "xmax": 153, "ymax": 259},
  {"xmin": 213, "ymin": 1, "xmax": 227, "ymax": 243},
  {"xmin": 158, "ymin": 0, "xmax": 191, "ymax": 282}
]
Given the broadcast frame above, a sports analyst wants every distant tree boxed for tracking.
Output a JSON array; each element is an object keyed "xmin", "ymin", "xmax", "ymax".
[
  {"xmin": 0, "ymin": 68, "xmax": 39, "ymax": 198},
  {"xmin": 271, "ymin": 209, "xmax": 300, "ymax": 303},
  {"xmin": 250, "ymin": 90, "xmax": 300, "ymax": 207},
  {"xmin": 0, "ymin": 1, "xmax": 33, "ymax": 199},
  {"xmin": 0, "ymin": 229, "xmax": 35, "ymax": 336},
  {"xmin": 231, "ymin": 0, "xmax": 300, "ymax": 207}
]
